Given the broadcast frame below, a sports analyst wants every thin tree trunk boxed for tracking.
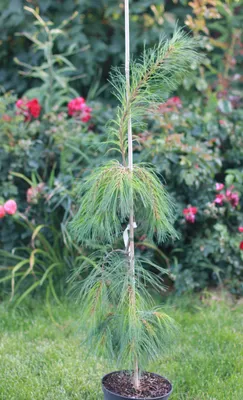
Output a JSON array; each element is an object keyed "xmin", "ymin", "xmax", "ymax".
[{"xmin": 124, "ymin": 0, "xmax": 139, "ymax": 390}]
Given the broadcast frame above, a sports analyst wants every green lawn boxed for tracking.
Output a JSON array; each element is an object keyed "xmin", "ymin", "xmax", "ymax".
[{"xmin": 0, "ymin": 293, "xmax": 242, "ymax": 400}]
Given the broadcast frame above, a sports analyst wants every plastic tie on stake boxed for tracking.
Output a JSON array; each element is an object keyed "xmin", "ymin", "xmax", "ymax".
[{"xmin": 123, "ymin": 222, "xmax": 137, "ymax": 255}]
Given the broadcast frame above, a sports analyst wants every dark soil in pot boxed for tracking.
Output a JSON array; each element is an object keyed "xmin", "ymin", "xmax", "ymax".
[{"xmin": 102, "ymin": 371, "xmax": 172, "ymax": 399}]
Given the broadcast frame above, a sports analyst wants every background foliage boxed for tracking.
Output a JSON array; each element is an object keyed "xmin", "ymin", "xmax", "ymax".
[{"xmin": 0, "ymin": 0, "xmax": 243, "ymax": 302}]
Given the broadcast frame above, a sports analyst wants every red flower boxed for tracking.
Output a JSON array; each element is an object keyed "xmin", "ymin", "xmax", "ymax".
[
  {"xmin": 183, "ymin": 207, "xmax": 198, "ymax": 215},
  {"xmin": 215, "ymin": 183, "xmax": 224, "ymax": 191},
  {"xmin": 68, "ymin": 97, "xmax": 86, "ymax": 116},
  {"xmin": 68, "ymin": 97, "xmax": 92, "ymax": 122},
  {"xmin": 238, "ymin": 227, "xmax": 243, "ymax": 233},
  {"xmin": 240, "ymin": 241, "xmax": 243, "ymax": 251},
  {"xmin": 16, "ymin": 98, "xmax": 41, "ymax": 121},
  {"xmin": 183, "ymin": 206, "xmax": 198, "ymax": 223},
  {"xmin": 214, "ymin": 193, "xmax": 225, "ymax": 206},
  {"xmin": 81, "ymin": 113, "xmax": 92, "ymax": 123},
  {"xmin": 27, "ymin": 99, "xmax": 41, "ymax": 118},
  {"xmin": 4, "ymin": 199, "xmax": 17, "ymax": 215},
  {"xmin": 0, "ymin": 205, "xmax": 5, "ymax": 219}
]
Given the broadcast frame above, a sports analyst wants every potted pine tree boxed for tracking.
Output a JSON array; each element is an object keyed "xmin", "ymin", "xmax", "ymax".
[{"xmin": 70, "ymin": 1, "xmax": 200, "ymax": 398}]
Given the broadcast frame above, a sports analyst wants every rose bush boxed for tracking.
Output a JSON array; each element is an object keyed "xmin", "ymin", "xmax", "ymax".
[
  {"xmin": 1, "ymin": 84, "xmax": 243, "ymax": 298},
  {"xmin": 135, "ymin": 85, "xmax": 243, "ymax": 294}
]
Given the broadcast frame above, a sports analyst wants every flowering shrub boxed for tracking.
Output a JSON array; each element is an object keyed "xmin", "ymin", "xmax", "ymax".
[
  {"xmin": 0, "ymin": 90, "xmax": 113, "ymax": 301},
  {"xmin": 136, "ymin": 71, "xmax": 243, "ymax": 294},
  {"xmin": 1, "ymin": 79, "xmax": 243, "ymax": 298}
]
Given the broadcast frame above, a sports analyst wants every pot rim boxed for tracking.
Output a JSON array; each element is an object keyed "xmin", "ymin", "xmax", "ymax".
[{"xmin": 102, "ymin": 370, "xmax": 173, "ymax": 400}]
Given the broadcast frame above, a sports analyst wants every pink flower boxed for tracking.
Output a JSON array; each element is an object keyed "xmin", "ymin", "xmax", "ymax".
[
  {"xmin": 183, "ymin": 206, "xmax": 198, "ymax": 223},
  {"xmin": 240, "ymin": 241, "xmax": 243, "ymax": 251},
  {"xmin": 16, "ymin": 99, "xmax": 29, "ymax": 120},
  {"xmin": 214, "ymin": 193, "xmax": 225, "ymax": 206},
  {"xmin": 238, "ymin": 227, "xmax": 243, "ymax": 233},
  {"xmin": 226, "ymin": 189, "xmax": 240, "ymax": 208},
  {"xmin": 4, "ymin": 200, "xmax": 17, "ymax": 215},
  {"xmin": 16, "ymin": 99, "xmax": 25, "ymax": 109},
  {"xmin": 68, "ymin": 97, "xmax": 92, "ymax": 122},
  {"xmin": 215, "ymin": 183, "xmax": 224, "ymax": 191},
  {"xmin": 0, "ymin": 205, "xmax": 6, "ymax": 219},
  {"xmin": 230, "ymin": 192, "xmax": 239, "ymax": 208}
]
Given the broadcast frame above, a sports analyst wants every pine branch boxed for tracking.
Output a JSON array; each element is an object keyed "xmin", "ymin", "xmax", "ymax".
[
  {"xmin": 69, "ymin": 250, "xmax": 176, "ymax": 369},
  {"xmin": 108, "ymin": 28, "xmax": 202, "ymax": 158},
  {"xmin": 69, "ymin": 161, "xmax": 177, "ymax": 245}
]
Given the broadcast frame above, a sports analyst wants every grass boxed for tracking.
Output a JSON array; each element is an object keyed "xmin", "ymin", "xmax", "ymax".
[{"xmin": 0, "ymin": 292, "xmax": 242, "ymax": 400}]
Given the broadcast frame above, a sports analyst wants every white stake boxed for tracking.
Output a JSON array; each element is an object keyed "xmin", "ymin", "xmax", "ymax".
[
  {"xmin": 124, "ymin": 0, "xmax": 139, "ymax": 389},
  {"xmin": 124, "ymin": 0, "xmax": 133, "ymax": 171}
]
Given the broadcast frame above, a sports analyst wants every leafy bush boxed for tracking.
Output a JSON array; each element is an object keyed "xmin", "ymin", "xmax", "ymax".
[
  {"xmin": 1, "ymin": 1, "xmax": 242, "ymax": 97},
  {"xmin": 0, "ymin": 89, "xmax": 112, "ymax": 302}
]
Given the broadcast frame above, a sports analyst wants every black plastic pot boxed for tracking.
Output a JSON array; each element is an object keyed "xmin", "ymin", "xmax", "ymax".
[{"xmin": 102, "ymin": 371, "xmax": 173, "ymax": 400}]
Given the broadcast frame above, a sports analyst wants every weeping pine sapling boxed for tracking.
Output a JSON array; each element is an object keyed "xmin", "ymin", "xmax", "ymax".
[{"xmin": 70, "ymin": 4, "xmax": 201, "ymax": 397}]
